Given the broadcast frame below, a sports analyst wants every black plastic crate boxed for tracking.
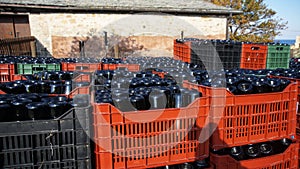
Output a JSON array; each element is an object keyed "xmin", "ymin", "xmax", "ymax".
[
  {"xmin": 214, "ymin": 41, "xmax": 242, "ymax": 70},
  {"xmin": 179, "ymin": 39, "xmax": 242, "ymax": 70},
  {"xmin": 1, "ymin": 159, "xmax": 91, "ymax": 169},
  {"xmin": 0, "ymin": 101, "xmax": 93, "ymax": 168}
]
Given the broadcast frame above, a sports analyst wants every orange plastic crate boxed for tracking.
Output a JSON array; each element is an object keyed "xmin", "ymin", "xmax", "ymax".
[
  {"xmin": 296, "ymin": 135, "xmax": 300, "ymax": 166},
  {"xmin": 116, "ymin": 64, "xmax": 140, "ymax": 72},
  {"xmin": 102, "ymin": 63, "xmax": 140, "ymax": 72},
  {"xmin": 0, "ymin": 63, "xmax": 15, "ymax": 82},
  {"xmin": 297, "ymin": 114, "xmax": 300, "ymax": 132},
  {"xmin": 183, "ymin": 81, "xmax": 297, "ymax": 150},
  {"xmin": 93, "ymin": 96, "xmax": 210, "ymax": 169},
  {"xmin": 240, "ymin": 43, "xmax": 268, "ymax": 70},
  {"xmin": 61, "ymin": 62, "xmax": 101, "ymax": 72},
  {"xmin": 102, "ymin": 63, "xmax": 118, "ymax": 70},
  {"xmin": 72, "ymin": 73, "xmax": 91, "ymax": 83},
  {"xmin": 68, "ymin": 74, "xmax": 91, "ymax": 98},
  {"xmin": 173, "ymin": 40, "xmax": 191, "ymax": 63},
  {"xmin": 210, "ymin": 142, "xmax": 299, "ymax": 169},
  {"xmin": 152, "ymin": 70, "xmax": 167, "ymax": 79},
  {"xmin": 10, "ymin": 74, "xmax": 27, "ymax": 81}
]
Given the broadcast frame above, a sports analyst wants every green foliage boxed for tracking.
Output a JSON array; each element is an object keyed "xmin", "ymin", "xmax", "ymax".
[{"xmin": 211, "ymin": 0, "xmax": 287, "ymax": 42}]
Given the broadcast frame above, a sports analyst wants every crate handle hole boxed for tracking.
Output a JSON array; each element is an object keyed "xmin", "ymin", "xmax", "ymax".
[{"xmin": 251, "ymin": 47, "xmax": 260, "ymax": 50}]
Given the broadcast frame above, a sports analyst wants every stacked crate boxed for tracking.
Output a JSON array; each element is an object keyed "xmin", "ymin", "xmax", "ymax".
[
  {"xmin": 174, "ymin": 39, "xmax": 243, "ymax": 70},
  {"xmin": 174, "ymin": 39, "xmax": 291, "ymax": 70},
  {"xmin": 61, "ymin": 62, "xmax": 102, "ymax": 73},
  {"xmin": 266, "ymin": 44, "xmax": 291, "ymax": 69},
  {"xmin": 0, "ymin": 63, "xmax": 15, "ymax": 82},
  {"xmin": 92, "ymin": 85, "xmax": 210, "ymax": 168},
  {"xmin": 0, "ymin": 56, "xmax": 94, "ymax": 168},
  {"xmin": 183, "ymin": 80, "xmax": 299, "ymax": 168},
  {"xmin": 239, "ymin": 43, "xmax": 268, "ymax": 70},
  {"xmin": 16, "ymin": 62, "xmax": 61, "ymax": 75},
  {"xmin": 0, "ymin": 103, "xmax": 93, "ymax": 168}
]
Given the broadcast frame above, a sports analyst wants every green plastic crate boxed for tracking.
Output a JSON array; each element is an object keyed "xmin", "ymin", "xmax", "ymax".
[
  {"xmin": 17, "ymin": 63, "xmax": 61, "ymax": 74},
  {"xmin": 266, "ymin": 44, "xmax": 290, "ymax": 69}
]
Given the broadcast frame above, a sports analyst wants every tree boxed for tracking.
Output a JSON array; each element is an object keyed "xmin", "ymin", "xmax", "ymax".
[{"xmin": 211, "ymin": 0, "xmax": 287, "ymax": 42}]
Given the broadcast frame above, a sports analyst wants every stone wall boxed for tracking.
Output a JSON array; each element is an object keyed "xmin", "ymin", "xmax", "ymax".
[{"xmin": 29, "ymin": 13, "xmax": 227, "ymax": 58}]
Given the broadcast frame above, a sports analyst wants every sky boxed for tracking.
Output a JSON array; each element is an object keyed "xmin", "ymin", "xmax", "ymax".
[{"xmin": 264, "ymin": 0, "xmax": 300, "ymax": 40}]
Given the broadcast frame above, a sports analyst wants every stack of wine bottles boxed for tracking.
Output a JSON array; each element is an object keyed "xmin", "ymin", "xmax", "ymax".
[
  {"xmin": 0, "ymin": 71, "xmax": 90, "ymax": 94},
  {"xmin": 189, "ymin": 68, "xmax": 291, "ymax": 95},
  {"xmin": 94, "ymin": 69, "xmax": 202, "ymax": 111},
  {"xmin": 212, "ymin": 138, "xmax": 292, "ymax": 161},
  {"xmin": 101, "ymin": 58, "xmax": 123, "ymax": 64},
  {"xmin": 0, "ymin": 94, "xmax": 74, "ymax": 122}
]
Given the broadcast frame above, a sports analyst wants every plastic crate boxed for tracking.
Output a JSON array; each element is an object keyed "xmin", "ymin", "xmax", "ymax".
[
  {"xmin": 266, "ymin": 44, "xmax": 290, "ymax": 69},
  {"xmin": 0, "ymin": 63, "xmax": 15, "ymax": 82},
  {"xmin": 297, "ymin": 115, "xmax": 300, "ymax": 134},
  {"xmin": 240, "ymin": 43, "xmax": 268, "ymax": 70},
  {"xmin": 93, "ymin": 96, "xmax": 210, "ymax": 169},
  {"xmin": 214, "ymin": 41, "xmax": 242, "ymax": 70},
  {"xmin": 210, "ymin": 142, "xmax": 299, "ymax": 169},
  {"xmin": 183, "ymin": 81, "xmax": 297, "ymax": 150},
  {"xmin": 190, "ymin": 40, "xmax": 242, "ymax": 70},
  {"xmin": 17, "ymin": 63, "xmax": 61, "ymax": 75},
  {"xmin": 61, "ymin": 62, "xmax": 101, "ymax": 73},
  {"xmin": 2, "ymin": 160, "xmax": 92, "ymax": 169},
  {"xmin": 101, "ymin": 63, "xmax": 118, "ymax": 70},
  {"xmin": 296, "ymin": 135, "xmax": 300, "ymax": 167},
  {"xmin": 174, "ymin": 39, "xmax": 242, "ymax": 70},
  {"xmin": 101, "ymin": 63, "xmax": 140, "ymax": 72},
  {"xmin": 10, "ymin": 74, "xmax": 27, "ymax": 81},
  {"xmin": 0, "ymin": 104, "xmax": 93, "ymax": 168},
  {"xmin": 173, "ymin": 39, "xmax": 191, "ymax": 63},
  {"xmin": 116, "ymin": 64, "xmax": 140, "ymax": 72}
]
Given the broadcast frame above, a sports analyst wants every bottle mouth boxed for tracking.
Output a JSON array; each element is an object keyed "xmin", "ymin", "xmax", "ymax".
[
  {"xmin": 260, "ymin": 143, "xmax": 272, "ymax": 154},
  {"xmin": 230, "ymin": 146, "xmax": 243, "ymax": 156},
  {"xmin": 281, "ymin": 138, "xmax": 292, "ymax": 146},
  {"xmin": 238, "ymin": 82, "xmax": 252, "ymax": 90},
  {"xmin": 245, "ymin": 145, "xmax": 260, "ymax": 157},
  {"xmin": 12, "ymin": 99, "xmax": 33, "ymax": 106},
  {"xmin": 26, "ymin": 102, "xmax": 46, "ymax": 110}
]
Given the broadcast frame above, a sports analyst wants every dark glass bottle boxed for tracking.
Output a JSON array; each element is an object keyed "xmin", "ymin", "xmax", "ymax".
[
  {"xmin": 237, "ymin": 82, "xmax": 253, "ymax": 95},
  {"xmin": 26, "ymin": 102, "xmax": 49, "ymax": 120},
  {"xmin": 252, "ymin": 80, "xmax": 268, "ymax": 94},
  {"xmin": 130, "ymin": 95, "xmax": 147, "ymax": 110},
  {"xmin": 19, "ymin": 94, "xmax": 40, "ymax": 102},
  {"xmin": 48, "ymin": 101, "xmax": 68, "ymax": 118},
  {"xmin": 0, "ymin": 104, "xmax": 13, "ymax": 122},
  {"xmin": 38, "ymin": 81, "xmax": 51, "ymax": 93},
  {"xmin": 260, "ymin": 143, "xmax": 273, "ymax": 155},
  {"xmin": 266, "ymin": 79, "xmax": 281, "ymax": 92},
  {"xmin": 11, "ymin": 99, "xmax": 32, "ymax": 121},
  {"xmin": 50, "ymin": 83, "xmax": 62, "ymax": 94},
  {"xmin": 230, "ymin": 146, "xmax": 244, "ymax": 160},
  {"xmin": 63, "ymin": 81, "xmax": 72, "ymax": 95},
  {"xmin": 172, "ymin": 93, "xmax": 182, "ymax": 108},
  {"xmin": 149, "ymin": 89, "xmax": 167, "ymax": 109},
  {"xmin": 245, "ymin": 144, "xmax": 260, "ymax": 158}
]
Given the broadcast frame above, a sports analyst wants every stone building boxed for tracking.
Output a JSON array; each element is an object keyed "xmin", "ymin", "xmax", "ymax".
[{"xmin": 0, "ymin": 0, "xmax": 241, "ymax": 58}]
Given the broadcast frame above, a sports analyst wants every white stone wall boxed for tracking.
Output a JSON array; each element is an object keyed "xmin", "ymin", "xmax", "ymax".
[
  {"xmin": 29, "ymin": 13, "xmax": 227, "ymax": 56},
  {"xmin": 296, "ymin": 36, "xmax": 300, "ymax": 48}
]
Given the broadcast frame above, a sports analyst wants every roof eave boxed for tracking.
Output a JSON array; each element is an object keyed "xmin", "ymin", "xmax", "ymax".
[{"xmin": 0, "ymin": 3, "xmax": 243, "ymax": 15}]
